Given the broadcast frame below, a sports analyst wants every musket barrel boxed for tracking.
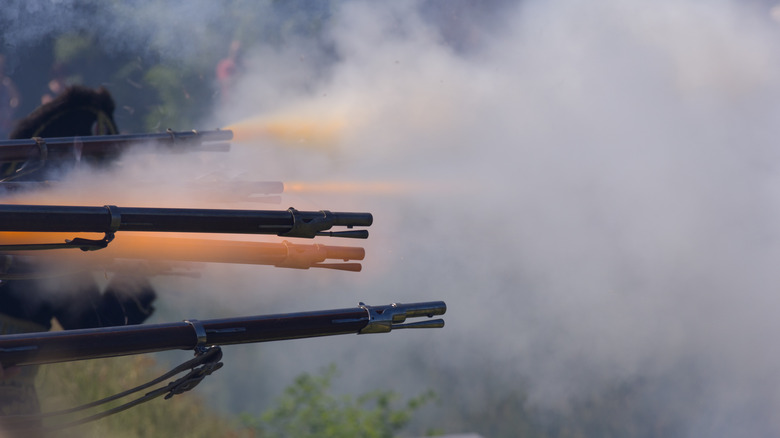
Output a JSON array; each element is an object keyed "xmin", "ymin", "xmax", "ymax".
[
  {"xmin": 0, "ymin": 204, "xmax": 373, "ymax": 239},
  {"xmin": 0, "ymin": 130, "xmax": 234, "ymax": 162},
  {"xmin": 0, "ymin": 301, "xmax": 446, "ymax": 367},
  {"xmin": 0, "ymin": 235, "xmax": 367, "ymax": 271},
  {"xmin": 0, "ymin": 204, "xmax": 111, "ymax": 231},
  {"xmin": 0, "ymin": 307, "xmax": 369, "ymax": 366},
  {"xmin": 115, "ymin": 207, "xmax": 294, "ymax": 233},
  {"xmin": 328, "ymin": 212, "xmax": 374, "ymax": 227}
]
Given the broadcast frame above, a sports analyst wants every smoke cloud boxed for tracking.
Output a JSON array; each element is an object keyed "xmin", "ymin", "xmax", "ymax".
[
  {"xmin": 5, "ymin": 0, "xmax": 780, "ymax": 436},
  {"xmin": 205, "ymin": 1, "xmax": 780, "ymax": 436}
]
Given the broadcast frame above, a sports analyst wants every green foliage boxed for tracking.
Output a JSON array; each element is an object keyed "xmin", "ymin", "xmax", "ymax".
[
  {"xmin": 140, "ymin": 61, "xmax": 216, "ymax": 131},
  {"xmin": 8, "ymin": 1, "xmax": 348, "ymax": 134},
  {"xmin": 53, "ymin": 34, "xmax": 95, "ymax": 64},
  {"xmin": 243, "ymin": 364, "xmax": 435, "ymax": 438},
  {"xmin": 142, "ymin": 65, "xmax": 186, "ymax": 130},
  {"xmin": 21, "ymin": 31, "xmax": 218, "ymax": 134}
]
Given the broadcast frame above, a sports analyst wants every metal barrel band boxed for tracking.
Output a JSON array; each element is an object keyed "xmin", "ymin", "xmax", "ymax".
[
  {"xmin": 184, "ymin": 319, "xmax": 209, "ymax": 353},
  {"xmin": 103, "ymin": 205, "xmax": 122, "ymax": 232}
]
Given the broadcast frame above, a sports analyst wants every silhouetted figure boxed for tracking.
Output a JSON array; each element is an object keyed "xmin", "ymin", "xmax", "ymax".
[
  {"xmin": 11, "ymin": 85, "xmax": 118, "ymax": 139},
  {"xmin": 0, "ymin": 86, "xmax": 156, "ymax": 422},
  {"xmin": 2, "ymin": 85, "xmax": 119, "ymax": 181}
]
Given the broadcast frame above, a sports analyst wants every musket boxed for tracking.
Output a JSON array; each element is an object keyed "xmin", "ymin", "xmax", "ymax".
[
  {"xmin": 0, "ymin": 129, "xmax": 232, "ymax": 163},
  {"xmin": 4, "ymin": 236, "xmax": 366, "ymax": 272},
  {"xmin": 0, "ymin": 204, "xmax": 372, "ymax": 251},
  {"xmin": 0, "ymin": 301, "xmax": 446, "ymax": 367},
  {"xmin": 0, "ymin": 129, "xmax": 233, "ymax": 181}
]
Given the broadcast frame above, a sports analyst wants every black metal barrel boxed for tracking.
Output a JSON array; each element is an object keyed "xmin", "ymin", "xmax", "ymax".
[
  {"xmin": 0, "ymin": 129, "xmax": 234, "ymax": 162},
  {"xmin": 0, "ymin": 204, "xmax": 373, "ymax": 238},
  {"xmin": 0, "ymin": 306, "xmax": 370, "ymax": 366}
]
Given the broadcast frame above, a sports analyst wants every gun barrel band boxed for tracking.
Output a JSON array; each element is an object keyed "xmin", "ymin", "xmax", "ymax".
[
  {"xmin": 104, "ymin": 205, "xmax": 122, "ymax": 232},
  {"xmin": 184, "ymin": 319, "xmax": 208, "ymax": 348}
]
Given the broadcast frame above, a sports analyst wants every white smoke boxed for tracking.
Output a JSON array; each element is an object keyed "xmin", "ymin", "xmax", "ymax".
[{"xmin": 198, "ymin": 1, "xmax": 780, "ymax": 436}]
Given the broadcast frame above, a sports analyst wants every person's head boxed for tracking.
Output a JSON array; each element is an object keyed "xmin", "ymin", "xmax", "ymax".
[{"xmin": 7, "ymin": 86, "xmax": 119, "ymax": 180}]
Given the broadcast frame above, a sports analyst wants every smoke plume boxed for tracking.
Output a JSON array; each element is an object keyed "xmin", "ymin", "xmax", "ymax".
[{"xmin": 207, "ymin": 1, "xmax": 780, "ymax": 436}]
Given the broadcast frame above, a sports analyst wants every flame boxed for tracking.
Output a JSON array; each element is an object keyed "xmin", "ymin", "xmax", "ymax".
[
  {"xmin": 224, "ymin": 114, "xmax": 345, "ymax": 149},
  {"xmin": 284, "ymin": 181, "xmax": 414, "ymax": 195}
]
